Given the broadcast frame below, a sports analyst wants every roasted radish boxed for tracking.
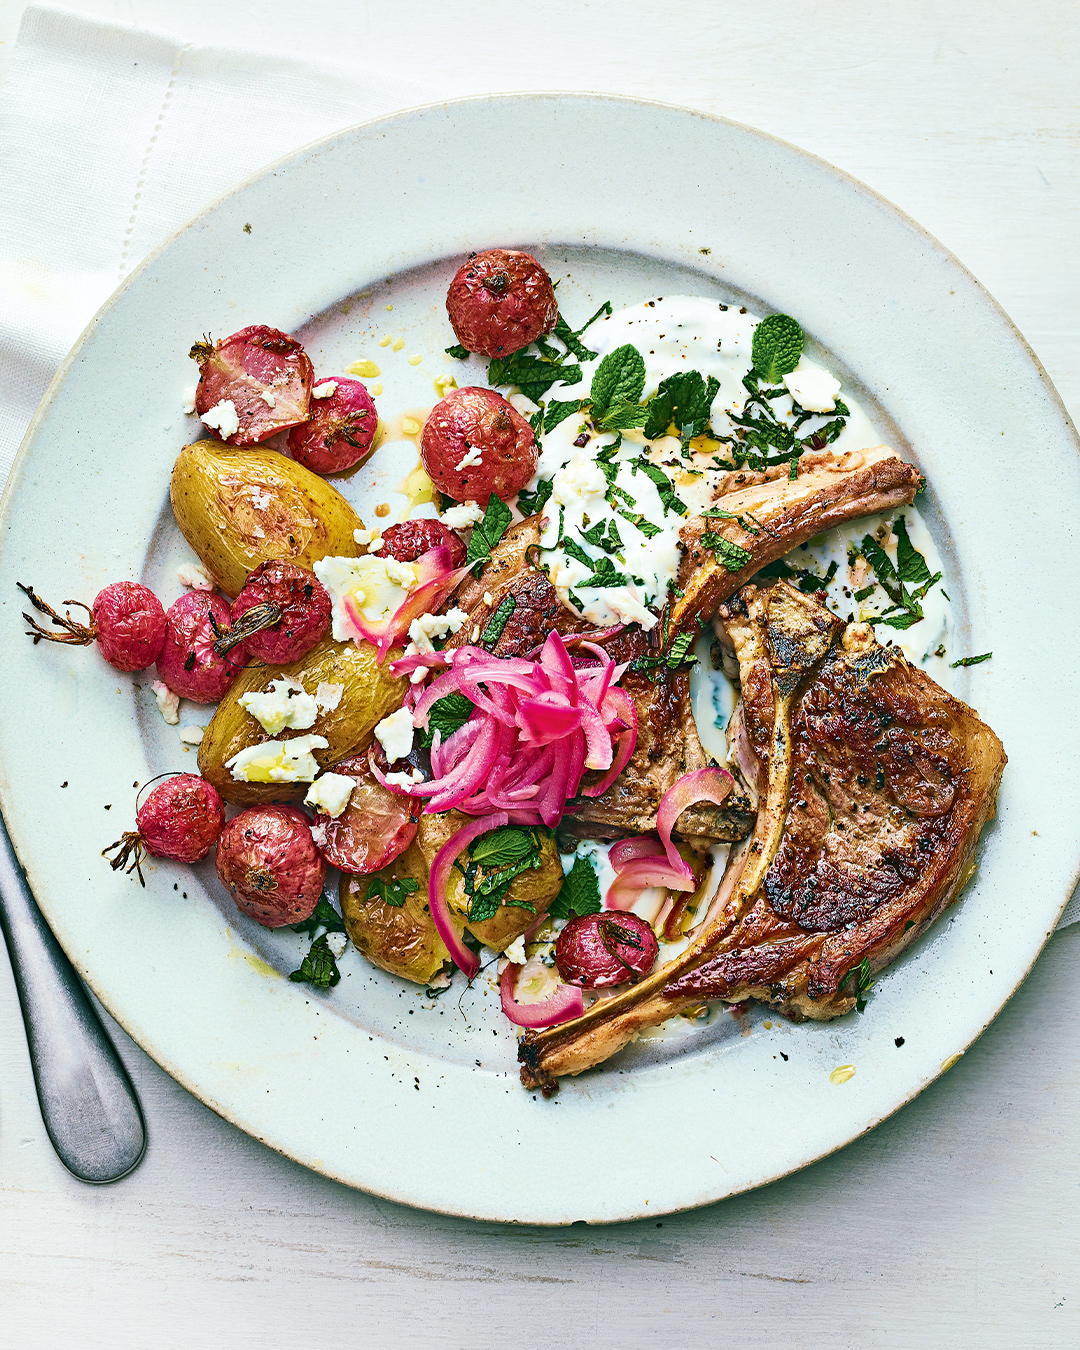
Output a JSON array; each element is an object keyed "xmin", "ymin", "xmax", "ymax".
[
  {"xmin": 103, "ymin": 773, "xmax": 226, "ymax": 883},
  {"xmin": 420, "ymin": 386, "xmax": 537, "ymax": 501},
  {"xmin": 221, "ymin": 560, "xmax": 331, "ymax": 665},
  {"xmin": 309, "ymin": 754, "xmax": 418, "ymax": 874},
  {"xmin": 554, "ymin": 911, "xmax": 658, "ymax": 988},
  {"xmin": 446, "ymin": 249, "xmax": 558, "ymax": 358},
  {"xmin": 287, "ymin": 376, "xmax": 378, "ymax": 474},
  {"xmin": 19, "ymin": 581, "xmax": 166, "ymax": 672},
  {"xmin": 156, "ymin": 591, "xmax": 247, "ymax": 703},
  {"xmin": 191, "ymin": 325, "xmax": 313, "ymax": 446},
  {"xmin": 215, "ymin": 805, "xmax": 325, "ymax": 927}
]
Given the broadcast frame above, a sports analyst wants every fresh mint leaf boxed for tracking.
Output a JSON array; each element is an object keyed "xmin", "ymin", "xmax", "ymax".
[
  {"xmin": 950, "ymin": 652, "xmax": 992, "ymax": 668},
  {"xmin": 365, "ymin": 875, "xmax": 420, "ymax": 908},
  {"xmin": 465, "ymin": 494, "xmax": 513, "ymax": 573},
  {"xmin": 470, "ymin": 826, "xmax": 541, "ymax": 871},
  {"xmin": 700, "ymin": 531, "xmax": 753, "ymax": 572},
  {"xmin": 596, "ymin": 400, "xmax": 650, "ymax": 432},
  {"xmin": 464, "ymin": 827, "xmax": 545, "ymax": 918},
  {"xmin": 467, "ymin": 892, "xmax": 501, "ymax": 923},
  {"xmin": 445, "ymin": 343, "xmax": 470, "ymax": 359},
  {"xmin": 666, "ymin": 631, "xmax": 698, "ymax": 668},
  {"xmin": 751, "ymin": 314, "xmax": 804, "ymax": 384},
  {"xmin": 849, "ymin": 956, "xmax": 874, "ymax": 1013},
  {"xmin": 643, "ymin": 371, "xmax": 720, "ymax": 444},
  {"xmin": 893, "ymin": 516, "xmax": 933, "ymax": 587},
  {"xmin": 517, "ymin": 477, "xmax": 553, "ymax": 517},
  {"xmin": 543, "ymin": 399, "xmax": 587, "ymax": 434},
  {"xmin": 419, "ymin": 691, "xmax": 474, "ymax": 749},
  {"xmin": 553, "ymin": 302, "xmax": 612, "ymax": 361},
  {"xmin": 289, "ymin": 933, "xmax": 341, "ymax": 989},
  {"xmin": 859, "ymin": 534, "xmax": 900, "ymax": 601},
  {"xmin": 616, "ymin": 509, "xmax": 661, "ymax": 539},
  {"xmin": 631, "ymin": 458, "xmax": 687, "ymax": 517},
  {"xmin": 581, "ymin": 557, "xmax": 629, "ymax": 589},
  {"xmin": 876, "ymin": 609, "xmax": 925, "ymax": 631},
  {"xmin": 480, "ymin": 594, "xmax": 516, "ymax": 649},
  {"xmin": 291, "ymin": 895, "xmax": 347, "ymax": 939},
  {"xmin": 488, "ymin": 351, "xmax": 582, "ymax": 402},
  {"xmin": 560, "ymin": 535, "xmax": 594, "ymax": 569},
  {"xmin": 590, "ymin": 344, "xmax": 646, "ymax": 417},
  {"xmin": 549, "ymin": 854, "xmax": 602, "ymax": 920},
  {"xmin": 579, "ymin": 518, "xmax": 622, "ymax": 554}
]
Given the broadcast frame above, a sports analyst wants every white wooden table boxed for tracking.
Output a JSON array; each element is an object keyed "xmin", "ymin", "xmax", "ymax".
[{"xmin": 1, "ymin": 2, "xmax": 1078, "ymax": 1344}]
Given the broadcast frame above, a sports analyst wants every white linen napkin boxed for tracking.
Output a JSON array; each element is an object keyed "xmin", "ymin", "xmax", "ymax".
[
  {"xmin": 0, "ymin": 3, "xmax": 430, "ymax": 476},
  {"xmin": 2, "ymin": 5, "xmax": 1075, "ymax": 930}
]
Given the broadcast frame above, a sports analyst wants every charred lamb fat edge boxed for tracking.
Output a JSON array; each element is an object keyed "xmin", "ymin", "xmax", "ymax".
[
  {"xmin": 518, "ymin": 581, "xmax": 1006, "ymax": 1094},
  {"xmin": 670, "ymin": 445, "xmax": 922, "ymax": 635}
]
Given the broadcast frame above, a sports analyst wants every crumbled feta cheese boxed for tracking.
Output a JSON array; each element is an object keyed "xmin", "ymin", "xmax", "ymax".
[
  {"xmin": 385, "ymin": 768, "xmax": 424, "ymax": 788},
  {"xmin": 367, "ymin": 538, "xmax": 384, "ymax": 553},
  {"xmin": 403, "ymin": 606, "xmax": 468, "ymax": 657},
  {"xmin": 374, "ymin": 706, "xmax": 416, "ymax": 763},
  {"xmin": 176, "ymin": 560, "xmax": 214, "ymax": 591},
  {"xmin": 312, "ymin": 381, "xmax": 338, "ymax": 399},
  {"xmin": 181, "ymin": 385, "xmax": 198, "ymax": 415},
  {"xmin": 325, "ymin": 930, "xmax": 348, "ymax": 959},
  {"xmin": 226, "ymin": 734, "xmax": 329, "ymax": 783},
  {"xmin": 410, "ymin": 667, "xmax": 429, "ymax": 685},
  {"xmin": 259, "ymin": 388, "xmax": 276, "ymax": 408},
  {"xmin": 201, "ymin": 399, "xmax": 240, "ymax": 438},
  {"xmin": 353, "ymin": 528, "xmax": 375, "ymax": 545},
  {"xmin": 427, "ymin": 969, "xmax": 452, "ymax": 990},
  {"xmin": 505, "ymin": 934, "xmax": 527, "ymax": 965},
  {"xmin": 507, "ymin": 393, "xmax": 539, "ymax": 417},
  {"xmin": 238, "ymin": 678, "xmax": 317, "ymax": 734},
  {"xmin": 150, "ymin": 680, "xmax": 179, "ymax": 725},
  {"xmin": 454, "ymin": 445, "xmax": 483, "ymax": 472},
  {"xmin": 439, "ymin": 501, "xmax": 484, "ymax": 530},
  {"xmin": 179, "ymin": 725, "xmax": 206, "ymax": 746},
  {"xmin": 783, "ymin": 365, "xmax": 841, "ymax": 414},
  {"xmin": 483, "ymin": 592, "xmax": 493, "ymax": 607},
  {"xmin": 552, "ymin": 453, "xmax": 607, "ymax": 506},
  {"xmin": 314, "ymin": 681, "xmax": 344, "ymax": 713},
  {"xmin": 312, "ymin": 554, "xmax": 417, "ymax": 641},
  {"xmin": 303, "ymin": 771, "xmax": 356, "ymax": 818}
]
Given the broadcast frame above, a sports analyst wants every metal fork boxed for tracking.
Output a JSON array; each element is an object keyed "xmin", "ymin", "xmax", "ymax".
[{"xmin": 0, "ymin": 816, "xmax": 145, "ymax": 1182}]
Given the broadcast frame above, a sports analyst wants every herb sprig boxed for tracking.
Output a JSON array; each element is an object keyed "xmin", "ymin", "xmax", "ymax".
[{"xmin": 290, "ymin": 896, "xmax": 348, "ymax": 990}]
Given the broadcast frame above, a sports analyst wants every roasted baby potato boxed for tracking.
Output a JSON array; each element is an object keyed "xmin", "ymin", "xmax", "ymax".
[
  {"xmin": 198, "ymin": 637, "xmax": 404, "ymax": 805},
  {"xmin": 416, "ymin": 811, "xmax": 563, "ymax": 952},
  {"xmin": 171, "ymin": 440, "xmax": 364, "ymax": 596},
  {"xmin": 340, "ymin": 840, "xmax": 453, "ymax": 985}
]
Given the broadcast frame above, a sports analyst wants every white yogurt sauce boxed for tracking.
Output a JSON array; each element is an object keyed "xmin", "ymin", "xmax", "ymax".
[{"xmin": 505, "ymin": 295, "xmax": 951, "ymax": 762}]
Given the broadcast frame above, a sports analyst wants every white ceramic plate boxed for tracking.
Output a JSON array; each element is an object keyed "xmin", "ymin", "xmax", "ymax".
[{"xmin": 1, "ymin": 95, "xmax": 1077, "ymax": 1225}]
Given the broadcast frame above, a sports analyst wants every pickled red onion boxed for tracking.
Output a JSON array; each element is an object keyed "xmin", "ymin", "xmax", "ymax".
[
  {"xmin": 499, "ymin": 962, "xmax": 584, "ymax": 1028},
  {"xmin": 340, "ymin": 545, "xmax": 470, "ymax": 662},
  {"xmin": 427, "ymin": 811, "xmax": 508, "ymax": 979},
  {"xmin": 604, "ymin": 767, "xmax": 735, "ymax": 911},
  {"xmin": 385, "ymin": 631, "xmax": 637, "ymax": 827}
]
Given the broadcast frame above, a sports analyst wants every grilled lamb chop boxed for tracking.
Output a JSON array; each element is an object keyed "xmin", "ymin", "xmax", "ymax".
[
  {"xmin": 518, "ymin": 580, "xmax": 1006, "ymax": 1094},
  {"xmin": 671, "ymin": 445, "xmax": 921, "ymax": 634},
  {"xmin": 447, "ymin": 442, "xmax": 919, "ymax": 845}
]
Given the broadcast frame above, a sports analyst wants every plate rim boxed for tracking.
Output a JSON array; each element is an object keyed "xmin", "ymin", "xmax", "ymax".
[{"xmin": 1, "ymin": 90, "xmax": 1077, "ymax": 1224}]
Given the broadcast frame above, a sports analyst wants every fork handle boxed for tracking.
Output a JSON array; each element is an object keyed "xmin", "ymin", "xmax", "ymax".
[{"xmin": 0, "ymin": 816, "xmax": 145, "ymax": 1182}]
